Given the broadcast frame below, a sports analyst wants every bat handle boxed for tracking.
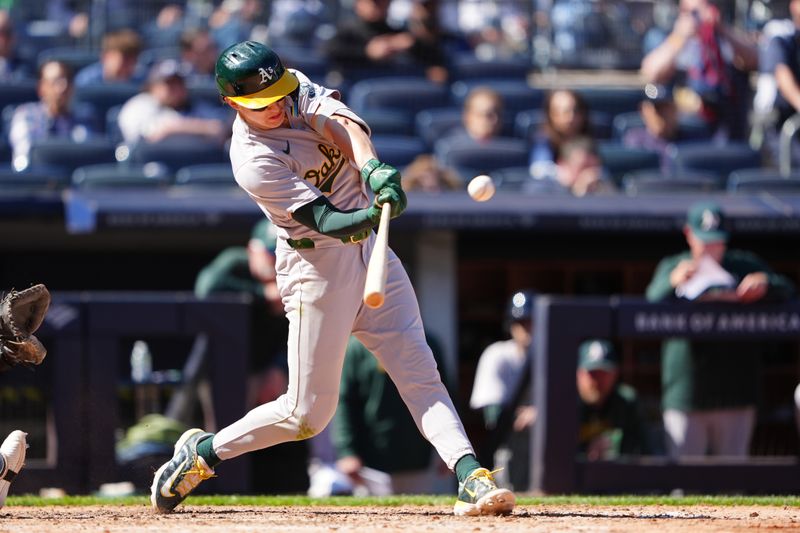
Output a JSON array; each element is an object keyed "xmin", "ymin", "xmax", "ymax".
[{"xmin": 363, "ymin": 202, "xmax": 392, "ymax": 309}]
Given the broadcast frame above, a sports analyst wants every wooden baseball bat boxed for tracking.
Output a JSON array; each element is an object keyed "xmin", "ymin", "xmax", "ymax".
[{"xmin": 363, "ymin": 202, "xmax": 392, "ymax": 309}]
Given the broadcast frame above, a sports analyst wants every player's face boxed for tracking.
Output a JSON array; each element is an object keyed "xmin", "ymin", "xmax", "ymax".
[
  {"xmin": 230, "ymin": 98, "xmax": 289, "ymax": 130},
  {"xmin": 576, "ymin": 368, "xmax": 618, "ymax": 406}
]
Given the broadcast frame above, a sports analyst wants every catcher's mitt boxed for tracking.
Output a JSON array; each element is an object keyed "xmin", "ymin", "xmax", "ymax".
[{"xmin": 0, "ymin": 284, "xmax": 51, "ymax": 368}]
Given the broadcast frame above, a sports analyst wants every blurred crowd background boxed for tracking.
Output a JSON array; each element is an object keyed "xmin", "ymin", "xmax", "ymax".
[{"xmin": 0, "ymin": 0, "xmax": 799, "ymax": 194}]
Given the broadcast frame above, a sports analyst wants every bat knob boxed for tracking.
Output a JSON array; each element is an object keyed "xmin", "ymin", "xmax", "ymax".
[{"xmin": 364, "ymin": 293, "xmax": 384, "ymax": 309}]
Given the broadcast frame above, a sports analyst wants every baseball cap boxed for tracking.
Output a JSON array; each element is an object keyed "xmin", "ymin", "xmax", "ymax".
[
  {"xmin": 578, "ymin": 339, "xmax": 618, "ymax": 372},
  {"xmin": 147, "ymin": 59, "xmax": 187, "ymax": 84},
  {"xmin": 686, "ymin": 201, "xmax": 728, "ymax": 243}
]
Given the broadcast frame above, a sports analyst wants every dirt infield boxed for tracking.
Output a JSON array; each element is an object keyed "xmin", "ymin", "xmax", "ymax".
[{"xmin": 1, "ymin": 504, "xmax": 798, "ymax": 532}]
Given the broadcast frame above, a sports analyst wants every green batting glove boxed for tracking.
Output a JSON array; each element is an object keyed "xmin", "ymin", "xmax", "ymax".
[
  {"xmin": 360, "ymin": 158, "xmax": 401, "ymax": 193},
  {"xmin": 375, "ymin": 183, "xmax": 407, "ymax": 219}
]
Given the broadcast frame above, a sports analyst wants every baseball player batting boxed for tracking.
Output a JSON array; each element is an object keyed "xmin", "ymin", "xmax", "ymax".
[{"xmin": 150, "ymin": 41, "xmax": 515, "ymax": 517}]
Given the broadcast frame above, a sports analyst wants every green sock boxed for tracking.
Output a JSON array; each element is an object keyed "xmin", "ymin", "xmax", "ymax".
[
  {"xmin": 196, "ymin": 434, "xmax": 221, "ymax": 468},
  {"xmin": 455, "ymin": 454, "xmax": 482, "ymax": 484}
]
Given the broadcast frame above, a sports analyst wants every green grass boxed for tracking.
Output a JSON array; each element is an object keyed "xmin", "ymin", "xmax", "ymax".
[{"xmin": 7, "ymin": 494, "xmax": 800, "ymax": 507}]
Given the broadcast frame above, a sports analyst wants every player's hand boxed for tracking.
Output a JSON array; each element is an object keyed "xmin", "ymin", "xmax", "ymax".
[
  {"xmin": 376, "ymin": 183, "xmax": 407, "ymax": 219},
  {"xmin": 367, "ymin": 184, "xmax": 406, "ymax": 221},
  {"xmin": 737, "ymin": 272, "xmax": 769, "ymax": 303},
  {"xmin": 361, "ymin": 159, "xmax": 401, "ymax": 194},
  {"xmin": 669, "ymin": 259, "xmax": 697, "ymax": 288}
]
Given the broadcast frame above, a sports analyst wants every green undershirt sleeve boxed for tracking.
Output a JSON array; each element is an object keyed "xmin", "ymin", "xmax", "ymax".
[{"xmin": 293, "ymin": 196, "xmax": 377, "ymax": 238}]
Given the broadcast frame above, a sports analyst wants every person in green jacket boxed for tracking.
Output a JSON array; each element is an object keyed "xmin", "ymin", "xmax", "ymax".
[
  {"xmin": 577, "ymin": 339, "xmax": 649, "ymax": 460},
  {"xmin": 646, "ymin": 201, "xmax": 795, "ymax": 459},
  {"xmin": 194, "ymin": 218, "xmax": 282, "ymax": 315},
  {"xmin": 332, "ymin": 334, "xmax": 450, "ymax": 495}
]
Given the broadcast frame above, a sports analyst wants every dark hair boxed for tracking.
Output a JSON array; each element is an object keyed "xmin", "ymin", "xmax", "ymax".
[{"xmin": 542, "ymin": 89, "xmax": 591, "ymax": 156}]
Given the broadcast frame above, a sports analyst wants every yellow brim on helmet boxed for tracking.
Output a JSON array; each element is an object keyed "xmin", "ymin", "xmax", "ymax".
[{"xmin": 226, "ymin": 70, "xmax": 299, "ymax": 109}]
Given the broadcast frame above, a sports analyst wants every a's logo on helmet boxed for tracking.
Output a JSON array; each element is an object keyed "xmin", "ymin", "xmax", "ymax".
[{"xmin": 258, "ymin": 67, "xmax": 275, "ymax": 85}]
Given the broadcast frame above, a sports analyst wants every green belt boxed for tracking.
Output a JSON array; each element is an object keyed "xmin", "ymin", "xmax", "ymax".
[{"xmin": 286, "ymin": 229, "xmax": 369, "ymax": 250}]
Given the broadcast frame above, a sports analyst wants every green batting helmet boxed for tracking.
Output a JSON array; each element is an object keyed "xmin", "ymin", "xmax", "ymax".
[{"xmin": 215, "ymin": 41, "xmax": 299, "ymax": 110}]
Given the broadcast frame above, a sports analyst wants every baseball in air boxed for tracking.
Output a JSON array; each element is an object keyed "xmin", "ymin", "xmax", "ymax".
[{"xmin": 468, "ymin": 174, "xmax": 495, "ymax": 202}]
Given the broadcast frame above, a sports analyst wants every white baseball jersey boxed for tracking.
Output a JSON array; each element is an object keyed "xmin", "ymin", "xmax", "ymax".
[
  {"xmin": 469, "ymin": 339, "xmax": 527, "ymax": 410},
  {"xmin": 211, "ymin": 70, "xmax": 476, "ymax": 471},
  {"xmin": 229, "ymin": 70, "xmax": 370, "ymax": 247}
]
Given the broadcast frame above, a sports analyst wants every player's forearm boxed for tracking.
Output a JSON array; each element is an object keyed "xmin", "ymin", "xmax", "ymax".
[
  {"xmin": 324, "ymin": 114, "xmax": 376, "ymax": 170},
  {"xmin": 293, "ymin": 196, "xmax": 377, "ymax": 238}
]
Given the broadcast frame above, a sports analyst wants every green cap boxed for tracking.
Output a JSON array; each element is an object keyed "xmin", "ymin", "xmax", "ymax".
[
  {"xmin": 215, "ymin": 40, "xmax": 299, "ymax": 109},
  {"xmin": 578, "ymin": 339, "xmax": 618, "ymax": 371},
  {"xmin": 250, "ymin": 218, "xmax": 277, "ymax": 252},
  {"xmin": 686, "ymin": 201, "xmax": 728, "ymax": 243}
]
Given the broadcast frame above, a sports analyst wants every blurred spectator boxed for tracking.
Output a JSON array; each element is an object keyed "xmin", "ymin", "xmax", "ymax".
[
  {"xmin": 438, "ymin": 86, "xmax": 504, "ymax": 146},
  {"xmin": 469, "ymin": 290, "xmax": 536, "ymax": 490},
  {"xmin": 332, "ymin": 334, "xmax": 450, "ymax": 495},
  {"xmin": 749, "ymin": 16, "xmax": 793, "ymax": 154},
  {"xmin": 622, "ymin": 83, "xmax": 686, "ymax": 173},
  {"xmin": 646, "ymin": 201, "xmax": 795, "ymax": 459},
  {"xmin": 401, "ymin": 154, "xmax": 462, "ymax": 192},
  {"xmin": 179, "ymin": 28, "xmax": 219, "ymax": 82},
  {"xmin": 210, "ymin": 0, "xmax": 267, "ymax": 50},
  {"xmin": 454, "ymin": 0, "xmax": 530, "ymax": 59},
  {"xmin": 141, "ymin": 4, "xmax": 186, "ymax": 49},
  {"xmin": 555, "ymin": 136, "xmax": 615, "ymax": 196},
  {"xmin": 0, "ymin": 10, "xmax": 31, "ymax": 81},
  {"xmin": 266, "ymin": 0, "xmax": 333, "ymax": 49},
  {"xmin": 8, "ymin": 60, "xmax": 100, "ymax": 170},
  {"xmin": 640, "ymin": 0, "xmax": 758, "ymax": 141},
  {"xmin": 195, "ymin": 218, "xmax": 282, "ymax": 315},
  {"xmin": 529, "ymin": 89, "xmax": 592, "ymax": 181},
  {"xmin": 576, "ymin": 339, "xmax": 650, "ymax": 461},
  {"xmin": 643, "ymin": 0, "xmax": 679, "ymax": 55},
  {"xmin": 323, "ymin": 0, "xmax": 447, "ymax": 82},
  {"xmin": 117, "ymin": 59, "xmax": 229, "ymax": 145},
  {"xmin": 762, "ymin": 0, "xmax": 800, "ymax": 165},
  {"xmin": 75, "ymin": 28, "xmax": 145, "ymax": 87}
]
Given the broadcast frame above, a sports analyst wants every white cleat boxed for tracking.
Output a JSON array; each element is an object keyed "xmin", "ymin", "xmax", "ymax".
[{"xmin": 0, "ymin": 431, "xmax": 28, "ymax": 509}]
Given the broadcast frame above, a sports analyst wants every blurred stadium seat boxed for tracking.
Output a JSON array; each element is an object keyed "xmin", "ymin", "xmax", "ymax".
[
  {"xmin": 0, "ymin": 164, "xmax": 69, "ymax": 191},
  {"xmin": 138, "ymin": 46, "xmax": 181, "ymax": 69},
  {"xmin": 0, "ymin": 137, "xmax": 10, "ymax": 163},
  {"xmin": 435, "ymin": 137, "xmax": 529, "ymax": 178},
  {"xmin": 37, "ymin": 47, "xmax": 99, "ymax": 71},
  {"xmin": 73, "ymin": 84, "xmax": 140, "ymax": 131},
  {"xmin": 575, "ymin": 86, "xmax": 643, "ymax": 118},
  {"xmin": 274, "ymin": 46, "xmax": 328, "ymax": 80},
  {"xmin": 126, "ymin": 140, "xmax": 229, "ymax": 173},
  {"xmin": 415, "ymin": 107, "xmax": 463, "ymax": 149},
  {"xmin": 371, "ymin": 134, "xmax": 427, "ymax": 168},
  {"xmin": 727, "ymin": 169, "xmax": 800, "ymax": 193},
  {"xmin": 174, "ymin": 163, "xmax": 236, "ymax": 187},
  {"xmin": 669, "ymin": 142, "xmax": 762, "ymax": 184},
  {"xmin": 612, "ymin": 111, "xmax": 714, "ymax": 141},
  {"xmin": 0, "ymin": 80, "xmax": 38, "ymax": 112},
  {"xmin": 71, "ymin": 162, "xmax": 172, "ymax": 189},
  {"xmin": 27, "ymin": 138, "xmax": 118, "ymax": 174},
  {"xmin": 451, "ymin": 79, "xmax": 544, "ymax": 119},
  {"xmin": 358, "ymin": 109, "xmax": 416, "ymax": 136},
  {"xmin": 622, "ymin": 170, "xmax": 720, "ymax": 195},
  {"xmin": 347, "ymin": 77, "xmax": 451, "ymax": 115},
  {"xmin": 597, "ymin": 143, "xmax": 661, "ymax": 185},
  {"xmin": 448, "ymin": 53, "xmax": 532, "ymax": 81}
]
